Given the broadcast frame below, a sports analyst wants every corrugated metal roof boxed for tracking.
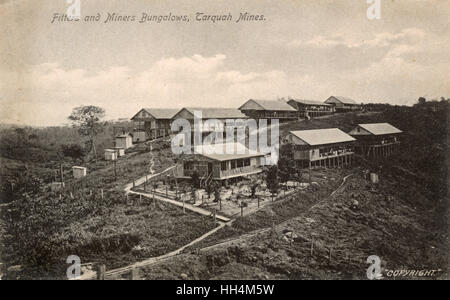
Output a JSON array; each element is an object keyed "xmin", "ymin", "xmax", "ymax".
[
  {"xmin": 143, "ymin": 108, "xmax": 180, "ymax": 119},
  {"xmin": 131, "ymin": 108, "xmax": 179, "ymax": 120},
  {"xmin": 329, "ymin": 96, "xmax": 358, "ymax": 105},
  {"xmin": 288, "ymin": 99, "xmax": 331, "ymax": 106},
  {"xmin": 242, "ymin": 99, "xmax": 298, "ymax": 111},
  {"xmin": 358, "ymin": 123, "xmax": 402, "ymax": 135},
  {"xmin": 289, "ymin": 128, "xmax": 356, "ymax": 146},
  {"xmin": 193, "ymin": 142, "xmax": 264, "ymax": 161},
  {"xmin": 184, "ymin": 108, "xmax": 247, "ymax": 119}
]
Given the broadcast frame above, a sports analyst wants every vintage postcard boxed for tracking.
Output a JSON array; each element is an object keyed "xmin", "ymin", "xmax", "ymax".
[{"xmin": 0, "ymin": 0, "xmax": 448, "ymax": 285}]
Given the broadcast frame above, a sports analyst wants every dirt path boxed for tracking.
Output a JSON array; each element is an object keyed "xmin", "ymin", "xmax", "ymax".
[
  {"xmin": 128, "ymin": 190, "xmax": 231, "ymax": 222},
  {"xmin": 123, "ymin": 165, "xmax": 176, "ymax": 194},
  {"xmin": 79, "ymin": 222, "xmax": 227, "ymax": 280}
]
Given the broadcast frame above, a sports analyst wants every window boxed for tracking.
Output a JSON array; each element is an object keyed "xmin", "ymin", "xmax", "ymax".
[
  {"xmin": 184, "ymin": 162, "xmax": 193, "ymax": 170},
  {"xmin": 231, "ymin": 160, "xmax": 237, "ymax": 169},
  {"xmin": 237, "ymin": 159, "xmax": 244, "ymax": 168},
  {"xmin": 244, "ymin": 158, "xmax": 251, "ymax": 166},
  {"xmin": 221, "ymin": 161, "xmax": 227, "ymax": 171}
]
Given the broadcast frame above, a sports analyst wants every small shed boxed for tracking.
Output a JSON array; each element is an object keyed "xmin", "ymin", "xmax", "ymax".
[
  {"xmin": 113, "ymin": 147, "xmax": 125, "ymax": 157},
  {"xmin": 72, "ymin": 166, "xmax": 87, "ymax": 179},
  {"xmin": 104, "ymin": 149, "xmax": 118, "ymax": 161},
  {"xmin": 115, "ymin": 133, "xmax": 133, "ymax": 149}
]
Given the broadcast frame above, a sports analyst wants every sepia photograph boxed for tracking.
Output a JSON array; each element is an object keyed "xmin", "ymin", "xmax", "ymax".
[{"xmin": 0, "ymin": 0, "xmax": 448, "ymax": 287}]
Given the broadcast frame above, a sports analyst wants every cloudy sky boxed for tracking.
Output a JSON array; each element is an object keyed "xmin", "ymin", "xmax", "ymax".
[{"xmin": 0, "ymin": 0, "xmax": 449, "ymax": 126}]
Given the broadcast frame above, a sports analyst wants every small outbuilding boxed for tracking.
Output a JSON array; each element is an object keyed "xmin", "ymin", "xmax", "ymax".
[
  {"xmin": 72, "ymin": 166, "xmax": 87, "ymax": 179},
  {"xmin": 115, "ymin": 133, "xmax": 133, "ymax": 149},
  {"xmin": 113, "ymin": 147, "xmax": 125, "ymax": 157},
  {"xmin": 104, "ymin": 149, "xmax": 118, "ymax": 161}
]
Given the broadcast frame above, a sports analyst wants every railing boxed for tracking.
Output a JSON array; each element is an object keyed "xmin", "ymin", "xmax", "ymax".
[
  {"xmin": 315, "ymin": 151, "xmax": 354, "ymax": 160},
  {"xmin": 219, "ymin": 165, "xmax": 261, "ymax": 178}
]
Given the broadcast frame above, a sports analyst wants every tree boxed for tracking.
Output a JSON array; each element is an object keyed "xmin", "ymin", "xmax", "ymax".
[
  {"xmin": 250, "ymin": 181, "xmax": 259, "ymax": 199},
  {"xmin": 205, "ymin": 180, "xmax": 214, "ymax": 199},
  {"xmin": 61, "ymin": 143, "xmax": 85, "ymax": 163},
  {"xmin": 278, "ymin": 143, "xmax": 297, "ymax": 189},
  {"xmin": 68, "ymin": 105, "xmax": 105, "ymax": 162},
  {"xmin": 191, "ymin": 171, "xmax": 200, "ymax": 189},
  {"xmin": 213, "ymin": 182, "xmax": 221, "ymax": 203},
  {"xmin": 266, "ymin": 165, "xmax": 279, "ymax": 201}
]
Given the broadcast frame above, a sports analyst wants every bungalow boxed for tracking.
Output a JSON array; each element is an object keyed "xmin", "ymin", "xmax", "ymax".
[
  {"xmin": 171, "ymin": 107, "xmax": 247, "ymax": 143},
  {"xmin": 131, "ymin": 108, "xmax": 180, "ymax": 141},
  {"xmin": 348, "ymin": 123, "xmax": 402, "ymax": 158},
  {"xmin": 325, "ymin": 96, "xmax": 361, "ymax": 112},
  {"xmin": 239, "ymin": 99, "xmax": 299, "ymax": 122},
  {"xmin": 174, "ymin": 142, "xmax": 265, "ymax": 184},
  {"xmin": 284, "ymin": 128, "xmax": 356, "ymax": 168},
  {"xmin": 287, "ymin": 99, "xmax": 334, "ymax": 118}
]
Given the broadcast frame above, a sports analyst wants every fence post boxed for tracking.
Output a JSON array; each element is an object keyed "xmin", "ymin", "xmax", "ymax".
[
  {"xmin": 130, "ymin": 268, "xmax": 140, "ymax": 280},
  {"xmin": 97, "ymin": 264, "xmax": 106, "ymax": 280}
]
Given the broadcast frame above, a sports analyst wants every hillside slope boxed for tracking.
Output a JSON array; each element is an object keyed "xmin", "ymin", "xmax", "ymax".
[{"xmin": 139, "ymin": 166, "xmax": 448, "ymax": 280}]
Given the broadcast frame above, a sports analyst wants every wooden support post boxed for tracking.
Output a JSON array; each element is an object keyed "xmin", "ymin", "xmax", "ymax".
[
  {"xmin": 114, "ymin": 159, "xmax": 117, "ymax": 182},
  {"xmin": 60, "ymin": 163, "xmax": 64, "ymax": 183},
  {"xmin": 308, "ymin": 160, "xmax": 312, "ymax": 185},
  {"xmin": 241, "ymin": 204, "xmax": 244, "ymax": 217},
  {"xmin": 182, "ymin": 195, "xmax": 185, "ymax": 213},
  {"xmin": 130, "ymin": 268, "xmax": 139, "ymax": 280},
  {"xmin": 310, "ymin": 237, "xmax": 314, "ymax": 256},
  {"xmin": 101, "ymin": 189, "xmax": 104, "ymax": 199},
  {"xmin": 97, "ymin": 264, "xmax": 106, "ymax": 280},
  {"xmin": 139, "ymin": 194, "xmax": 142, "ymax": 205}
]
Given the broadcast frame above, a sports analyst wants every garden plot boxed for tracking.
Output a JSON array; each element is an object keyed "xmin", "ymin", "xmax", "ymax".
[{"xmin": 133, "ymin": 176, "xmax": 305, "ymax": 218}]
